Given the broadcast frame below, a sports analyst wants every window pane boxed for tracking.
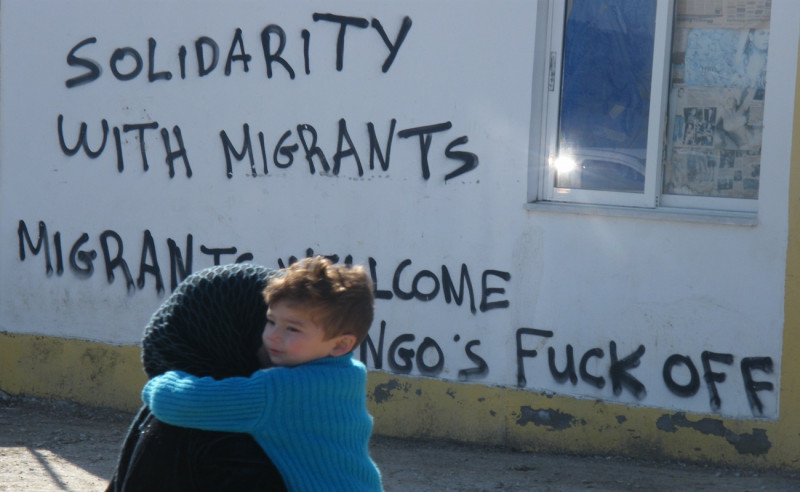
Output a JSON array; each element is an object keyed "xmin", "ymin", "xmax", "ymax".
[
  {"xmin": 662, "ymin": 1, "xmax": 770, "ymax": 199},
  {"xmin": 556, "ymin": 0, "xmax": 657, "ymax": 193}
]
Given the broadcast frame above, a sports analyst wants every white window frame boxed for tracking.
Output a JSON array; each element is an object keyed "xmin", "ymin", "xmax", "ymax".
[{"xmin": 528, "ymin": 0, "xmax": 759, "ymax": 220}]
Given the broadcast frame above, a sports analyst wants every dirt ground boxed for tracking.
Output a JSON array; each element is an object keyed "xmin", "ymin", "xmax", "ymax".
[{"xmin": 1, "ymin": 394, "xmax": 799, "ymax": 491}]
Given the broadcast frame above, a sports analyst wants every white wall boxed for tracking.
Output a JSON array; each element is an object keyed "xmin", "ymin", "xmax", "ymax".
[{"xmin": 2, "ymin": 0, "xmax": 798, "ymax": 421}]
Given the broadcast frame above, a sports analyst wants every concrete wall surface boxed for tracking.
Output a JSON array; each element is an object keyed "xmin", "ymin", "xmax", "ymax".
[{"xmin": 2, "ymin": 0, "xmax": 800, "ymax": 470}]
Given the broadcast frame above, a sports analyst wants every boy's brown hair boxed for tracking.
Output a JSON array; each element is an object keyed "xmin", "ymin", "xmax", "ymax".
[{"xmin": 263, "ymin": 256, "xmax": 375, "ymax": 344}]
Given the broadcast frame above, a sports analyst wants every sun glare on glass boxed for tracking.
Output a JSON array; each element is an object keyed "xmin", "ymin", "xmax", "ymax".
[{"xmin": 553, "ymin": 154, "xmax": 578, "ymax": 175}]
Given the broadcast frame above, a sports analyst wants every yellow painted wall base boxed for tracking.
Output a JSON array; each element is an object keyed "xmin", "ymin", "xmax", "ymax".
[
  {"xmin": 2, "ymin": 331, "xmax": 799, "ymax": 471},
  {"xmin": 367, "ymin": 371, "xmax": 800, "ymax": 471},
  {"xmin": 0, "ymin": 331, "xmax": 146, "ymax": 411}
]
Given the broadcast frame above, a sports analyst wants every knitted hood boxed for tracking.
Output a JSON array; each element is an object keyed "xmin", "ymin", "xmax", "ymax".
[{"xmin": 142, "ymin": 263, "xmax": 277, "ymax": 379}]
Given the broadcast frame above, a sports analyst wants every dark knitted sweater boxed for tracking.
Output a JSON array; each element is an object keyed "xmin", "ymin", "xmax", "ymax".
[{"xmin": 106, "ymin": 263, "xmax": 287, "ymax": 491}]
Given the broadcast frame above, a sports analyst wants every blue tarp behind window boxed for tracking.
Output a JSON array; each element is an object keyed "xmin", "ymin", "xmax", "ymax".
[{"xmin": 557, "ymin": 0, "xmax": 656, "ymax": 192}]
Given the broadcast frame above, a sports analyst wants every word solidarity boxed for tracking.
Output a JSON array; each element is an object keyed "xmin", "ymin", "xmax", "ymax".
[
  {"xmin": 57, "ymin": 13, "xmax": 479, "ymax": 182},
  {"xmin": 65, "ymin": 14, "xmax": 413, "ymax": 87}
]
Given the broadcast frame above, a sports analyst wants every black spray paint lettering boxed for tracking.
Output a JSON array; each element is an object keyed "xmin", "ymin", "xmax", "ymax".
[
  {"xmin": 17, "ymin": 220, "xmax": 253, "ymax": 294},
  {"xmin": 701, "ymin": 351, "xmax": 734, "ymax": 411},
  {"xmin": 663, "ymin": 354, "xmax": 700, "ymax": 397},
  {"xmin": 64, "ymin": 15, "xmax": 413, "ymax": 88},
  {"xmin": 664, "ymin": 352, "xmax": 774, "ymax": 417},
  {"xmin": 516, "ymin": 329, "xmax": 645, "ymax": 395},
  {"xmin": 275, "ymin": 248, "xmax": 508, "ymax": 315},
  {"xmin": 359, "ymin": 321, "xmax": 489, "ymax": 381},
  {"xmin": 18, "ymin": 226, "xmax": 508, "ymax": 318},
  {"xmin": 516, "ymin": 328, "xmax": 775, "ymax": 416},
  {"xmin": 740, "ymin": 357, "xmax": 774, "ymax": 415},
  {"xmin": 664, "ymin": 351, "xmax": 729, "ymax": 409},
  {"xmin": 378, "ymin": 258, "xmax": 509, "ymax": 313},
  {"xmin": 396, "ymin": 122, "xmax": 479, "ymax": 181},
  {"xmin": 17, "ymin": 222, "xmax": 777, "ymax": 415},
  {"xmin": 57, "ymin": 115, "xmax": 192, "ymax": 178},
  {"xmin": 609, "ymin": 341, "xmax": 647, "ymax": 399},
  {"xmin": 579, "ymin": 348, "xmax": 606, "ymax": 389},
  {"xmin": 221, "ymin": 119, "xmax": 478, "ymax": 181},
  {"xmin": 57, "ymin": 115, "xmax": 478, "ymax": 182},
  {"xmin": 515, "ymin": 327, "xmax": 554, "ymax": 387}
]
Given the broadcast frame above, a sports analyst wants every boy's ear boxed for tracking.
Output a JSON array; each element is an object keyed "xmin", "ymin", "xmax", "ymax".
[{"xmin": 330, "ymin": 334, "xmax": 357, "ymax": 356}]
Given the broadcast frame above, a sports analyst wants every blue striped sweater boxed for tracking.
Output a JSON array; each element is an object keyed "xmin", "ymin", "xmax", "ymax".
[{"xmin": 142, "ymin": 353, "xmax": 382, "ymax": 491}]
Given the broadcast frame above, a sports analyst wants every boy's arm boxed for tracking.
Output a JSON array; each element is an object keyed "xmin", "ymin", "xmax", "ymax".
[{"xmin": 142, "ymin": 370, "xmax": 268, "ymax": 433}]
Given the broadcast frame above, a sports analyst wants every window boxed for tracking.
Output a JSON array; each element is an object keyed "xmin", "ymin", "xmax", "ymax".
[{"xmin": 530, "ymin": 0, "xmax": 771, "ymax": 217}]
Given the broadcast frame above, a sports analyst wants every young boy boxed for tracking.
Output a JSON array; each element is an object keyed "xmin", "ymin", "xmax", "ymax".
[{"xmin": 142, "ymin": 256, "xmax": 383, "ymax": 491}]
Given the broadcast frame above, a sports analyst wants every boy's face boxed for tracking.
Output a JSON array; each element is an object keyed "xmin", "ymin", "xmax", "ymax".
[{"xmin": 259, "ymin": 300, "xmax": 354, "ymax": 367}]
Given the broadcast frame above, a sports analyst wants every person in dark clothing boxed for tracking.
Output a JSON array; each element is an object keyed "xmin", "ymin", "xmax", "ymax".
[
  {"xmin": 142, "ymin": 256, "xmax": 382, "ymax": 491},
  {"xmin": 106, "ymin": 263, "xmax": 287, "ymax": 491}
]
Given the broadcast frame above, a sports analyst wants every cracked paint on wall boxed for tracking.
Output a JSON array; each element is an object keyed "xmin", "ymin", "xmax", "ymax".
[
  {"xmin": 515, "ymin": 406, "xmax": 583, "ymax": 431},
  {"xmin": 656, "ymin": 413, "xmax": 771, "ymax": 455}
]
